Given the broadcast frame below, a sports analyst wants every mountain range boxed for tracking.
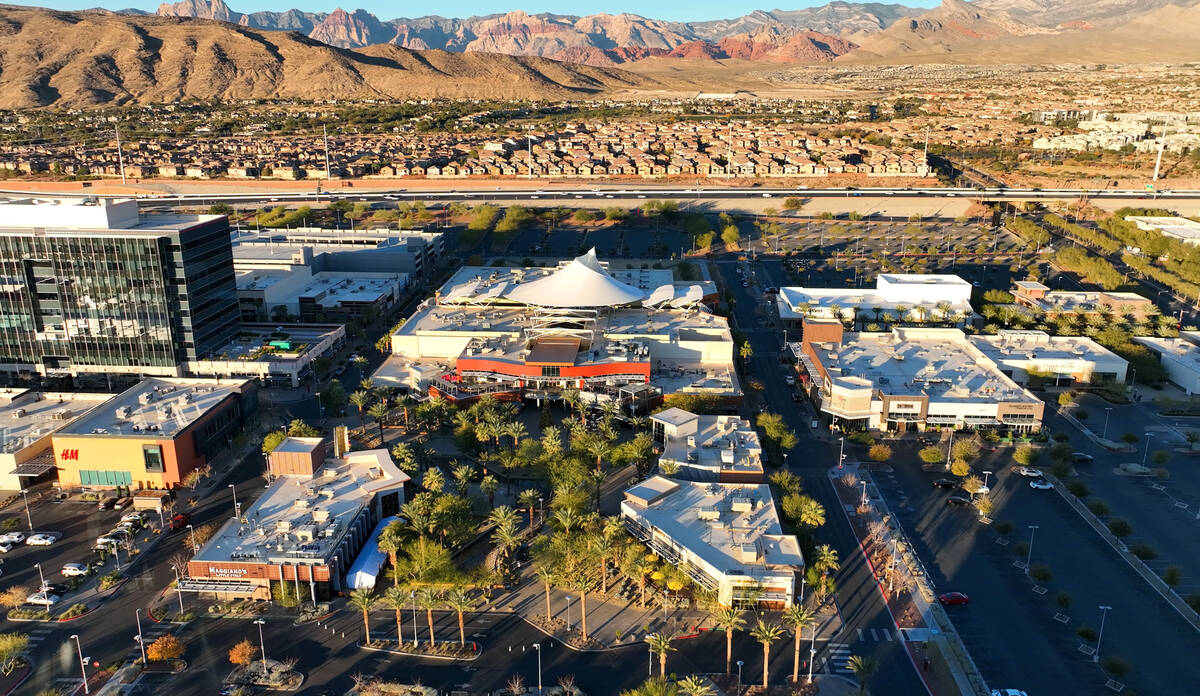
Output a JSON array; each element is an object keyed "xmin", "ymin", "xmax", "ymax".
[{"xmin": 148, "ymin": 0, "xmax": 1200, "ymax": 66}]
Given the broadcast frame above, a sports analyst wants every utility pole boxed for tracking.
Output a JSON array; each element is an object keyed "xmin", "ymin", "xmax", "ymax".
[
  {"xmin": 115, "ymin": 127, "xmax": 127, "ymax": 185},
  {"xmin": 1152, "ymin": 124, "xmax": 1169, "ymax": 183},
  {"xmin": 323, "ymin": 124, "xmax": 332, "ymax": 181}
]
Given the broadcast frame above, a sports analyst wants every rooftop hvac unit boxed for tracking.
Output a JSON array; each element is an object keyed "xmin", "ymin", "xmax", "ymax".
[
  {"xmin": 275, "ymin": 520, "xmax": 292, "ymax": 532},
  {"xmin": 52, "ymin": 409, "xmax": 72, "ymax": 420},
  {"xmin": 293, "ymin": 498, "xmax": 310, "ymax": 510},
  {"xmin": 138, "ymin": 392, "xmax": 154, "ymax": 404},
  {"xmin": 115, "ymin": 406, "xmax": 131, "ymax": 419},
  {"xmin": 10, "ymin": 408, "xmax": 26, "ymax": 419},
  {"xmin": 311, "ymin": 508, "xmax": 330, "ymax": 523}
]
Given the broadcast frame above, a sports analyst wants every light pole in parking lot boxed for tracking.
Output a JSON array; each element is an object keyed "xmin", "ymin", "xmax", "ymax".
[
  {"xmin": 1102, "ymin": 407, "xmax": 1114, "ymax": 440},
  {"xmin": 70, "ymin": 634, "xmax": 89, "ymax": 694},
  {"xmin": 254, "ymin": 618, "xmax": 269, "ymax": 666},
  {"xmin": 186, "ymin": 524, "xmax": 197, "ymax": 553},
  {"xmin": 134, "ymin": 608, "xmax": 147, "ymax": 665},
  {"xmin": 981, "ymin": 470, "xmax": 993, "ymax": 492},
  {"xmin": 1094, "ymin": 605, "xmax": 1112, "ymax": 663},
  {"xmin": 228, "ymin": 483, "xmax": 239, "ymax": 520},
  {"xmin": 1141, "ymin": 432, "xmax": 1155, "ymax": 466},
  {"xmin": 1025, "ymin": 525, "xmax": 1039, "ymax": 575},
  {"xmin": 33, "ymin": 563, "xmax": 45, "ymax": 591},
  {"xmin": 18, "ymin": 489, "xmax": 32, "ymax": 532}
]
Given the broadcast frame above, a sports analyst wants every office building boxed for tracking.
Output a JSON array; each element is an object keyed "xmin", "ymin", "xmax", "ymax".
[
  {"xmin": 621, "ymin": 476, "xmax": 803, "ymax": 608},
  {"xmin": 236, "ymin": 268, "xmax": 407, "ymax": 323},
  {"xmin": 799, "ymin": 322, "xmax": 1045, "ymax": 433},
  {"xmin": 970, "ymin": 331, "xmax": 1128, "ymax": 386},
  {"xmin": 184, "ymin": 437, "xmax": 409, "ymax": 600},
  {"xmin": 1136, "ymin": 331, "xmax": 1200, "ymax": 395},
  {"xmin": 51, "ymin": 377, "xmax": 256, "ymax": 491},
  {"xmin": 373, "ymin": 250, "xmax": 736, "ymax": 410},
  {"xmin": 651, "ymin": 408, "xmax": 764, "ymax": 483},
  {"xmin": 231, "ymin": 228, "xmax": 445, "ymax": 277},
  {"xmin": 0, "ymin": 198, "xmax": 239, "ymax": 382}
]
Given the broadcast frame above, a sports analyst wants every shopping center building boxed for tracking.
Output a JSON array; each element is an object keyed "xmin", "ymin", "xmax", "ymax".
[
  {"xmin": 650, "ymin": 408, "xmax": 764, "ymax": 483},
  {"xmin": 374, "ymin": 250, "xmax": 737, "ymax": 411},
  {"xmin": 777, "ymin": 273, "xmax": 975, "ymax": 331},
  {"xmin": 621, "ymin": 476, "xmax": 803, "ymax": 608},
  {"xmin": 183, "ymin": 437, "xmax": 409, "ymax": 600},
  {"xmin": 0, "ymin": 388, "xmax": 108, "ymax": 492}
]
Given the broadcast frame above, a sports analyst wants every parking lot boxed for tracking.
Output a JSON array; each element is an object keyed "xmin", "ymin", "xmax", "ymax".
[{"xmin": 866, "ymin": 437, "xmax": 1200, "ymax": 695}]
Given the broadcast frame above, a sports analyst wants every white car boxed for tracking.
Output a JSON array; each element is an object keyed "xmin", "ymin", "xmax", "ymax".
[
  {"xmin": 991, "ymin": 690, "xmax": 1029, "ymax": 696},
  {"xmin": 1016, "ymin": 467, "xmax": 1043, "ymax": 478},
  {"xmin": 0, "ymin": 543, "xmax": 14, "ymax": 554},
  {"xmin": 25, "ymin": 592, "xmax": 60, "ymax": 607},
  {"xmin": 120, "ymin": 511, "xmax": 148, "ymax": 524},
  {"xmin": 62, "ymin": 563, "xmax": 89, "ymax": 577},
  {"xmin": 1030, "ymin": 479, "xmax": 1054, "ymax": 490},
  {"xmin": 95, "ymin": 535, "xmax": 125, "ymax": 548},
  {"xmin": 0, "ymin": 532, "xmax": 25, "ymax": 545},
  {"xmin": 25, "ymin": 534, "xmax": 55, "ymax": 546}
]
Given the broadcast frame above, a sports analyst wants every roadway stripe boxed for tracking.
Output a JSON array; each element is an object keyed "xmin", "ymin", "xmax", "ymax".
[
  {"xmin": 857, "ymin": 628, "xmax": 864, "ymax": 641},
  {"xmin": 870, "ymin": 628, "xmax": 878, "ymax": 641}
]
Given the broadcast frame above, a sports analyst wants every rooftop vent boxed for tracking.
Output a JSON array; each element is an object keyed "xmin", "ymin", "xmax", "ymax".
[{"xmin": 312, "ymin": 508, "xmax": 330, "ymax": 524}]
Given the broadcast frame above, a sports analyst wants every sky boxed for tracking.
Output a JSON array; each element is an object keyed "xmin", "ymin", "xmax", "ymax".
[{"xmin": 19, "ymin": 0, "xmax": 939, "ymax": 23}]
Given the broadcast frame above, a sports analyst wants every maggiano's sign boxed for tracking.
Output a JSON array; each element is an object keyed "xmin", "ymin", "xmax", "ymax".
[{"xmin": 208, "ymin": 566, "xmax": 249, "ymax": 577}]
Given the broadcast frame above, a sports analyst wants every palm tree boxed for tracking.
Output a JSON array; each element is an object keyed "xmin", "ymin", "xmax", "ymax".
[
  {"xmin": 390, "ymin": 442, "xmax": 418, "ymax": 475},
  {"xmin": 562, "ymin": 389, "xmax": 583, "ymax": 418},
  {"xmin": 503, "ymin": 421, "xmax": 528, "ymax": 449},
  {"xmin": 750, "ymin": 620, "xmax": 784, "ymax": 688},
  {"xmin": 591, "ymin": 533, "xmax": 615, "ymax": 593},
  {"xmin": 629, "ymin": 555, "xmax": 654, "ymax": 607},
  {"xmin": 518, "ymin": 489, "xmax": 541, "ymax": 527},
  {"xmin": 348, "ymin": 589, "xmax": 377, "ymax": 645},
  {"xmin": 783, "ymin": 605, "xmax": 817, "ymax": 683},
  {"xmin": 377, "ymin": 522, "xmax": 406, "ymax": 586},
  {"xmin": 676, "ymin": 675, "xmax": 715, "ymax": 696},
  {"xmin": 443, "ymin": 587, "xmax": 473, "ymax": 646},
  {"xmin": 712, "ymin": 606, "xmax": 746, "ymax": 675},
  {"xmin": 813, "ymin": 544, "xmax": 840, "ymax": 577},
  {"xmin": 451, "ymin": 462, "xmax": 475, "ymax": 495},
  {"xmin": 488, "ymin": 505, "xmax": 520, "ymax": 530},
  {"xmin": 417, "ymin": 588, "xmax": 441, "ymax": 644},
  {"xmin": 492, "ymin": 521, "xmax": 521, "ymax": 560},
  {"xmin": 480, "ymin": 474, "xmax": 500, "ymax": 510},
  {"xmin": 553, "ymin": 507, "xmax": 582, "ymax": 536},
  {"xmin": 585, "ymin": 436, "xmax": 613, "ymax": 472},
  {"xmin": 383, "ymin": 585, "xmax": 408, "ymax": 646},
  {"xmin": 367, "ymin": 401, "xmax": 389, "ymax": 442},
  {"xmin": 795, "ymin": 496, "xmax": 826, "ymax": 529},
  {"xmin": 535, "ymin": 566, "xmax": 555, "ymax": 620},
  {"xmin": 645, "ymin": 633, "xmax": 675, "ymax": 676},
  {"xmin": 570, "ymin": 574, "xmax": 591, "ymax": 641},
  {"xmin": 848, "ymin": 655, "xmax": 879, "ymax": 695},
  {"xmin": 349, "ymin": 390, "xmax": 371, "ymax": 430}
]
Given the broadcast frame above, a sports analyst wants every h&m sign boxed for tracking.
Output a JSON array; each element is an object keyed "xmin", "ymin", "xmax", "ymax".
[{"xmin": 60, "ymin": 449, "xmax": 80, "ymax": 461}]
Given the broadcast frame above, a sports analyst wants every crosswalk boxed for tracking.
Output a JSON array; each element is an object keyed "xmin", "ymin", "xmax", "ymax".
[{"xmin": 824, "ymin": 642, "xmax": 854, "ymax": 674}]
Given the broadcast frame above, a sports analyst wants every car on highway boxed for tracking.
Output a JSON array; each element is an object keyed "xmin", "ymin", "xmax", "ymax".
[
  {"xmin": 932, "ymin": 479, "xmax": 957, "ymax": 489},
  {"xmin": 62, "ymin": 563, "xmax": 89, "ymax": 577},
  {"xmin": 1016, "ymin": 467, "xmax": 1043, "ymax": 478},
  {"xmin": 0, "ymin": 532, "xmax": 25, "ymax": 545},
  {"xmin": 25, "ymin": 592, "xmax": 60, "ymax": 607},
  {"xmin": 945, "ymin": 495, "xmax": 972, "ymax": 506},
  {"xmin": 25, "ymin": 534, "xmax": 55, "ymax": 546},
  {"xmin": 1029, "ymin": 479, "xmax": 1054, "ymax": 490},
  {"xmin": 938, "ymin": 592, "xmax": 969, "ymax": 605}
]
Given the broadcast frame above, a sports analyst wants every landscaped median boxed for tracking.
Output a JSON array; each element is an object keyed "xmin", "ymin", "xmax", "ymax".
[{"xmin": 358, "ymin": 638, "xmax": 482, "ymax": 660}]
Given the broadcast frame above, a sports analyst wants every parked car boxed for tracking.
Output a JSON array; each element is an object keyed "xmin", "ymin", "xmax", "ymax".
[
  {"xmin": 169, "ymin": 513, "xmax": 191, "ymax": 530},
  {"xmin": 1072, "ymin": 452, "xmax": 1094, "ymax": 464},
  {"xmin": 1016, "ymin": 467, "xmax": 1042, "ymax": 477},
  {"xmin": 95, "ymin": 534, "xmax": 126, "ymax": 548},
  {"xmin": 932, "ymin": 479, "xmax": 957, "ymax": 489},
  {"xmin": 41, "ymin": 582, "xmax": 69, "ymax": 596},
  {"xmin": 784, "ymin": 375, "xmax": 796, "ymax": 386},
  {"xmin": 96, "ymin": 497, "xmax": 116, "ymax": 510},
  {"xmin": 0, "ymin": 543, "xmax": 15, "ymax": 554},
  {"xmin": 945, "ymin": 495, "xmax": 972, "ymax": 506},
  {"xmin": 114, "ymin": 497, "xmax": 133, "ymax": 510},
  {"xmin": 1030, "ymin": 479, "xmax": 1054, "ymax": 490},
  {"xmin": 25, "ymin": 592, "xmax": 60, "ymax": 607},
  {"xmin": 62, "ymin": 563, "xmax": 89, "ymax": 577},
  {"xmin": 25, "ymin": 534, "xmax": 55, "ymax": 546},
  {"xmin": 938, "ymin": 592, "xmax": 970, "ymax": 606},
  {"xmin": 0, "ymin": 532, "xmax": 25, "ymax": 545},
  {"xmin": 991, "ymin": 690, "xmax": 1029, "ymax": 696},
  {"xmin": 121, "ymin": 511, "xmax": 149, "ymax": 525}
]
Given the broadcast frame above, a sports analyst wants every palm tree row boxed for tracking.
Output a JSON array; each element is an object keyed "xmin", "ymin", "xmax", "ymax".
[{"xmin": 347, "ymin": 584, "xmax": 476, "ymax": 648}]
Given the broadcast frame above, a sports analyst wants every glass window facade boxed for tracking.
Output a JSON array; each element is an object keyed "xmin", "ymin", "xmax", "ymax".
[{"xmin": 0, "ymin": 217, "xmax": 240, "ymax": 376}]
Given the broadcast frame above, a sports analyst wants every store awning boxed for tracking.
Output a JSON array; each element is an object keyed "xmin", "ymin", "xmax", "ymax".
[
  {"xmin": 9, "ymin": 453, "xmax": 57, "ymax": 477},
  {"xmin": 176, "ymin": 578, "xmax": 258, "ymax": 595}
]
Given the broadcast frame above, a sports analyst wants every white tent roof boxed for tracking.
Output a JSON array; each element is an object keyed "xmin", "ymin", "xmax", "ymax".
[{"xmin": 505, "ymin": 249, "xmax": 646, "ymax": 307}]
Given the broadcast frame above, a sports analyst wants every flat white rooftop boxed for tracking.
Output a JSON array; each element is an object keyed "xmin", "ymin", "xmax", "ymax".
[
  {"xmin": 971, "ymin": 330, "xmax": 1126, "ymax": 365},
  {"xmin": 0, "ymin": 390, "xmax": 108, "ymax": 455},
  {"xmin": 0, "ymin": 197, "xmax": 219, "ymax": 232},
  {"xmin": 194, "ymin": 449, "xmax": 409, "ymax": 566},
  {"xmin": 815, "ymin": 328, "xmax": 1038, "ymax": 404},
  {"xmin": 622, "ymin": 477, "xmax": 802, "ymax": 577},
  {"xmin": 59, "ymin": 378, "xmax": 246, "ymax": 439},
  {"xmin": 1126, "ymin": 216, "xmax": 1200, "ymax": 242}
]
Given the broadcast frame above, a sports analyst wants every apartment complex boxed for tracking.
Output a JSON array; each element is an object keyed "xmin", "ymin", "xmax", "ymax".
[{"xmin": 621, "ymin": 476, "xmax": 803, "ymax": 608}]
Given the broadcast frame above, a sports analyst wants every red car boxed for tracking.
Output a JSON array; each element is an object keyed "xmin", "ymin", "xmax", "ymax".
[
  {"xmin": 169, "ymin": 513, "xmax": 191, "ymax": 531},
  {"xmin": 938, "ymin": 592, "xmax": 969, "ymax": 606}
]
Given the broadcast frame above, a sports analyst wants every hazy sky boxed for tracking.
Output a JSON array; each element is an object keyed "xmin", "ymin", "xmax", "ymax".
[{"xmin": 21, "ymin": 0, "xmax": 939, "ymax": 23}]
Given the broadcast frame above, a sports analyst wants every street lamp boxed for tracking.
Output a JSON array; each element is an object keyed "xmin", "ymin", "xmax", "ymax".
[
  {"xmin": 18, "ymin": 489, "xmax": 32, "ymax": 532},
  {"xmin": 566, "ymin": 595, "xmax": 572, "ymax": 630},
  {"xmin": 229, "ymin": 484, "xmax": 239, "ymax": 519},
  {"xmin": 1102, "ymin": 407, "xmax": 1114, "ymax": 440},
  {"xmin": 186, "ymin": 524, "xmax": 197, "ymax": 553},
  {"xmin": 253, "ymin": 618, "xmax": 268, "ymax": 666},
  {"xmin": 532, "ymin": 642, "xmax": 543, "ymax": 694},
  {"xmin": 70, "ymin": 634, "xmax": 89, "ymax": 694},
  {"xmin": 837, "ymin": 437, "xmax": 845, "ymax": 470},
  {"xmin": 34, "ymin": 562, "xmax": 46, "ymax": 592},
  {"xmin": 410, "ymin": 590, "xmax": 419, "ymax": 646},
  {"xmin": 736, "ymin": 660, "xmax": 745, "ymax": 696},
  {"xmin": 170, "ymin": 565, "xmax": 185, "ymax": 615},
  {"xmin": 1094, "ymin": 605, "xmax": 1112, "ymax": 663},
  {"xmin": 646, "ymin": 633, "xmax": 655, "ymax": 677},
  {"xmin": 981, "ymin": 470, "xmax": 993, "ymax": 492},
  {"xmin": 134, "ymin": 609, "xmax": 147, "ymax": 665},
  {"xmin": 1142, "ymin": 432, "xmax": 1155, "ymax": 466},
  {"xmin": 807, "ymin": 646, "xmax": 817, "ymax": 684},
  {"xmin": 109, "ymin": 541, "xmax": 121, "ymax": 572},
  {"xmin": 1026, "ymin": 525, "xmax": 1039, "ymax": 575}
]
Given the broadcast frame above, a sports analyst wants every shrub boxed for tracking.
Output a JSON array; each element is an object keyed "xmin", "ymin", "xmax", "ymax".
[
  {"xmin": 57, "ymin": 603, "xmax": 87, "ymax": 619},
  {"xmin": 1013, "ymin": 445, "xmax": 1040, "ymax": 466},
  {"xmin": 1077, "ymin": 626, "xmax": 1098, "ymax": 642},
  {"xmin": 868, "ymin": 444, "xmax": 892, "ymax": 462},
  {"xmin": 99, "ymin": 572, "xmax": 123, "ymax": 591},
  {"xmin": 1013, "ymin": 541, "xmax": 1029, "ymax": 556},
  {"xmin": 1088, "ymin": 499, "xmax": 1110, "ymax": 516},
  {"xmin": 918, "ymin": 446, "xmax": 945, "ymax": 464},
  {"xmin": 950, "ymin": 459, "xmax": 971, "ymax": 477},
  {"xmin": 1066, "ymin": 479, "xmax": 1090, "ymax": 497},
  {"xmin": 1164, "ymin": 566, "xmax": 1182, "ymax": 586},
  {"xmin": 973, "ymin": 495, "xmax": 994, "ymax": 517},
  {"xmin": 1108, "ymin": 518, "xmax": 1133, "ymax": 537},
  {"xmin": 994, "ymin": 520, "xmax": 1013, "ymax": 535},
  {"xmin": 229, "ymin": 638, "xmax": 255, "ymax": 666},
  {"xmin": 1186, "ymin": 593, "xmax": 1200, "ymax": 613},
  {"xmin": 1050, "ymin": 461, "xmax": 1071, "ymax": 478},
  {"xmin": 848, "ymin": 431, "xmax": 875, "ymax": 446},
  {"xmin": 1076, "ymin": 410, "xmax": 1089, "ymax": 420},
  {"xmin": 1055, "ymin": 592, "xmax": 1071, "ymax": 610},
  {"xmin": 1052, "ymin": 431, "xmax": 1070, "ymax": 442},
  {"xmin": 1057, "ymin": 392, "xmax": 1077, "ymax": 406},
  {"xmin": 1100, "ymin": 655, "xmax": 1130, "ymax": 678},
  {"xmin": 1121, "ymin": 432, "xmax": 1139, "ymax": 444},
  {"xmin": 146, "ymin": 634, "xmax": 184, "ymax": 662},
  {"xmin": 952, "ymin": 439, "xmax": 980, "ymax": 462},
  {"xmin": 1030, "ymin": 564, "xmax": 1053, "ymax": 582},
  {"xmin": 1130, "ymin": 544, "xmax": 1158, "ymax": 560}
]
